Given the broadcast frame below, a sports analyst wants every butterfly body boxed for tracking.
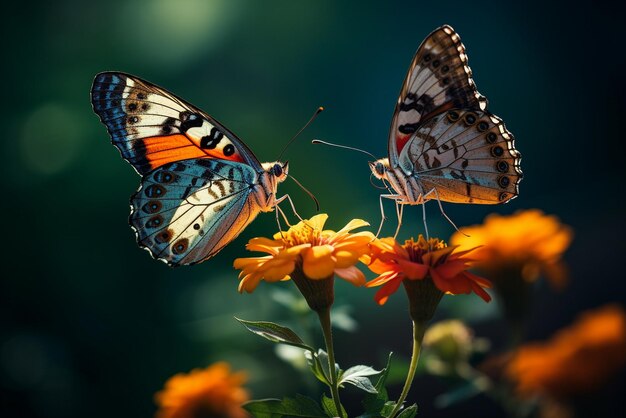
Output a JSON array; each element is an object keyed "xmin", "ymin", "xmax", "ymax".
[
  {"xmin": 371, "ymin": 25, "xmax": 522, "ymax": 208},
  {"xmin": 91, "ymin": 72, "xmax": 288, "ymax": 266}
]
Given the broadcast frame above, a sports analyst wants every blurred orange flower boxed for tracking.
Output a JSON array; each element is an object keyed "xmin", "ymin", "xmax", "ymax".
[
  {"xmin": 450, "ymin": 209, "xmax": 573, "ymax": 288},
  {"xmin": 505, "ymin": 305, "xmax": 626, "ymax": 399},
  {"xmin": 155, "ymin": 362, "xmax": 249, "ymax": 418},
  {"xmin": 365, "ymin": 235, "xmax": 491, "ymax": 306},
  {"xmin": 234, "ymin": 214, "xmax": 374, "ymax": 293}
]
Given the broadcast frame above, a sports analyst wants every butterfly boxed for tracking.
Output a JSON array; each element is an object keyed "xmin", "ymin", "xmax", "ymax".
[
  {"xmin": 91, "ymin": 72, "xmax": 289, "ymax": 266},
  {"xmin": 369, "ymin": 25, "xmax": 522, "ymax": 233}
]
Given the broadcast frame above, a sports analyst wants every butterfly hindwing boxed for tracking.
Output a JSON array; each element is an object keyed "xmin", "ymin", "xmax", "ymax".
[
  {"xmin": 390, "ymin": 25, "xmax": 488, "ymax": 159},
  {"xmin": 91, "ymin": 72, "xmax": 260, "ymax": 174},
  {"xmin": 400, "ymin": 109, "xmax": 522, "ymax": 204},
  {"xmin": 129, "ymin": 158, "xmax": 262, "ymax": 266}
]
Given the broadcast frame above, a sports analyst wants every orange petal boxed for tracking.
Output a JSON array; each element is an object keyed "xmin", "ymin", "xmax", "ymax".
[
  {"xmin": 246, "ymin": 237, "xmax": 283, "ymax": 254},
  {"xmin": 374, "ymin": 276, "xmax": 403, "ymax": 305},
  {"xmin": 335, "ymin": 266, "xmax": 366, "ymax": 286},
  {"xmin": 366, "ymin": 270, "xmax": 400, "ymax": 287},
  {"xmin": 396, "ymin": 258, "xmax": 429, "ymax": 279},
  {"xmin": 430, "ymin": 268, "xmax": 472, "ymax": 295},
  {"xmin": 302, "ymin": 245, "xmax": 335, "ymax": 279}
]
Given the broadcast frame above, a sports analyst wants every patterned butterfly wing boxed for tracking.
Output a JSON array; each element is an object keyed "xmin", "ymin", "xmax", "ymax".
[
  {"xmin": 130, "ymin": 158, "xmax": 266, "ymax": 266},
  {"xmin": 399, "ymin": 109, "xmax": 522, "ymax": 204},
  {"xmin": 90, "ymin": 72, "xmax": 261, "ymax": 174},
  {"xmin": 91, "ymin": 72, "xmax": 282, "ymax": 265},
  {"xmin": 389, "ymin": 25, "xmax": 487, "ymax": 162}
]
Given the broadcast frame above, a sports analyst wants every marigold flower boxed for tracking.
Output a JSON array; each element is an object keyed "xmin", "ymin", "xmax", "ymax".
[
  {"xmin": 234, "ymin": 214, "xmax": 374, "ymax": 310},
  {"xmin": 450, "ymin": 209, "xmax": 573, "ymax": 288},
  {"xmin": 505, "ymin": 305, "xmax": 626, "ymax": 399},
  {"xmin": 365, "ymin": 235, "xmax": 491, "ymax": 319},
  {"xmin": 155, "ymin": 362, "xmax": 249, "ymax": 418}
]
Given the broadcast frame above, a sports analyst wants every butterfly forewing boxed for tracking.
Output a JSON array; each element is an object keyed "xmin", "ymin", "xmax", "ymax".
[
  {"xmin": 401, "ymin": 109, "xmax": 522, "ymax": 204},
  {"xmin": 91, "ymin": 72, "xmax": 261, "ymax": 175},
  {"xmin": 130, "ymin": 158, "xmax": 262, "ymax": 266},
  {"xmin": 390, "ymin": 25, "xmax": 487, "ymax": 160}
]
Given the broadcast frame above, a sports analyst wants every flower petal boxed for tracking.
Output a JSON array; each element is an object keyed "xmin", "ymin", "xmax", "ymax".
[
  {"xmin": 302, "ymin": 245, "xmax": 335, "ymax": 279},
  {"xmin": 335, "ymin": 266, "xmax": 366, "ymax": 286},
  {"xmin": 374, "ymin": 276, "xmax": 404, "ymax": 305}
]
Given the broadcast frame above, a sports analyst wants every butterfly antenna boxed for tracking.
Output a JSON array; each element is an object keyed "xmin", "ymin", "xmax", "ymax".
[
  {"xmin": 289, "ymin": 174, "xmax": 320, "ymax": 212},
  {"xmin": 312, "ymin": 139, "xmax": 378, "ymax": 160},
  {"xmin": 277, "ymin": 107, "xmax": 324, "ymax": 161}
]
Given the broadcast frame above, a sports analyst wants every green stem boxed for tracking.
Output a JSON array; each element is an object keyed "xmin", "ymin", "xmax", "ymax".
[
  {"xmin": 318, "ymin": 307, "xmax": 344, "ymax": 417},
  {"xmin": 388, "ymin": 319, "xmax": 427, "ymax": 418}
]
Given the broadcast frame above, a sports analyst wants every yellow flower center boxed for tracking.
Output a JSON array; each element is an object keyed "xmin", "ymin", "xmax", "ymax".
[
  {"xmin": 403, "ymin": 235, "xmax": 447, "ymax": 263},
  {"xmin": 280, "ymin": 223, "xmax": 321, "ymax": 247}
]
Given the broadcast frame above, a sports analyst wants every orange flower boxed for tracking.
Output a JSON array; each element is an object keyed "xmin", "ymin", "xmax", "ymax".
[
  {"xmin": 505, "ymin": 305, "xmax": 626, "ymax": 399},
  {"xmin": 365, "ymin": 235, "xmax": 491, "ymax": 306},
  {"xmin": 450, "ymin": 209, "xmax": 573, "ymax": 288},
  {"xmin": 234, "ymin": 214, "xmax": 374, "ymax": 293},
  {"xmin": 155, "ymin": 362, "xmax": 249, "ymax": 418}
]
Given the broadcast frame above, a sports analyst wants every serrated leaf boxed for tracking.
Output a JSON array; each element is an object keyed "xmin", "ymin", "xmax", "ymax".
[
  {"xmin": 235, "ymin": 318, "xmax": 313, "ymax": 352},
  {"xmin": 396, "ymin": 404, "xmax": 418, "ymax": 418},
  {"xmin": 244, "ymin": 395, "xmax": 327, "ymax": 418},
  {"xmin": 305, "ymin": 350, "xmax": 331, "ymax": 386},
  {"xmin": 339, "ymin": 365, "xmax": 381, "ymax": 393},
  {"xmin": 321, "ymin": 393, "xmax": 347, "ymax": 418}
]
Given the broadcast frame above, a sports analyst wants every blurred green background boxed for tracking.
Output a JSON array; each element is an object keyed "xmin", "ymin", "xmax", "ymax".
[{"xmin": 2, "ymin": 0, "xmax": 625, "ymax": 417}]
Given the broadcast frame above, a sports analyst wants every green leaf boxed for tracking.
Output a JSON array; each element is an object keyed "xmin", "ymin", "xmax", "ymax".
[
  {"xmin": 396, "ymin": 404, "xmax": 418, "ymax": 418},
  {"xmin": 321, "ymin": 393, "xmax": 347, "ymax": 417},
  {"xmin": 362, "ymin": 353, "xmax": 392, "ymax": 414},
  {"xmin": 356, "ymin": 401, "xmax": 395, "ymax": 418},
  {"xmin": 339, "ymin": 365, "xmax": 381, "ymax": 393},
  {"xmin": 375, "ymin": 353, "xmax": 393, "ymax": 393},
  {"xmin": 235, "ymin": 318, "xmax": 314, "ymax": 352},
  {"xmin": 243, "ymin": 395, "xmax": 327, "ymax": 418},
  {"xmin": 305, "ymin": 350, "xmax": 331, "ymax": 386}
]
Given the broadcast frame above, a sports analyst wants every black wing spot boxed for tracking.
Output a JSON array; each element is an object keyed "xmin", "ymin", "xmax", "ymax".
[
  {"xmin": 145, "ymin": 215, "xmax": 164, "ymax": 228},
  {"xmin": 155, "ymin": 229, "xmax": 173, "ymax": 244},
  {"xmin": 491, "ymin": 146, "xmax": 504, "ymax": 157},
  {"xmin": 179, "ymin": 111, "xmax": 203, "ymax": 132},
  {"xmin": 486, "ymin": 132, "xmax": 497, "ymax": 143},
  {"xmin": 496, "ymin": 161, "xmax": 509, "ymax": 173},
  {"xmin": 399, "ymin": 123, "xmax": 419, "ymax": 134},
  {"xmin": 477, "ymin": 121, "xmax": 489, "ymax": 132},
  {"xmin": 223, "ymin": 144, "xmax": 235, "ymax": 156},
  {"xmin": 200, "ymin": 127, "xmax": 224, "ymax": 149},
  {"xmin": 172, "ymin": 238, "xmax": 189, "ymax": 255},
  {"xmin": 142, "ymin": 200, "xmax": 162, "ymax": 214},
  {"xmin": 145, "ymin": 184, "xmax": 166, "ymax": 198},
  {"xmin": 447, "ymin": 110, "xmax": 460, "ymax": 122},
  {"xmin": 464, "ymin": 113, "xmax": 477, "ymax": 125},
  {"xmin": 498, "ymin": 176, "xmax": 510, "ymax": 188},
  {"xmin": 499, "ymin": 192, "xmax": 509, "ymax": 201},
  {"xmin": 153, "ymin": 171, "xmax": 175, "ymax": 184}
]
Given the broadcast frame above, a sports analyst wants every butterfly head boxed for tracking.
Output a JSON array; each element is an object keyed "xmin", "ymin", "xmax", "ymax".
[
  {"xmin": 369, "ymin": 158, "xmax": 390, "ymax": 180},
  {"xmin": 264, "ymin": 161, "xmax": 289, "ymax": 182}
]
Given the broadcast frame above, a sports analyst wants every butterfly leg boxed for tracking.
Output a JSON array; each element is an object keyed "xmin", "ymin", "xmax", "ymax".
[
  {"xmin": 420, "ymin": 197, "xmax": 430, "ymax": 241},
  {"xmin": 428, "ymin": 188, "xmax": 468, "ymax": 237},
  {"xmin": 393, "ymin": 201, "xmax": 404, "ymax": 239},
  {"xmin": 375, "ymin": 194, "xmax": 389, "ymax": 238}
]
